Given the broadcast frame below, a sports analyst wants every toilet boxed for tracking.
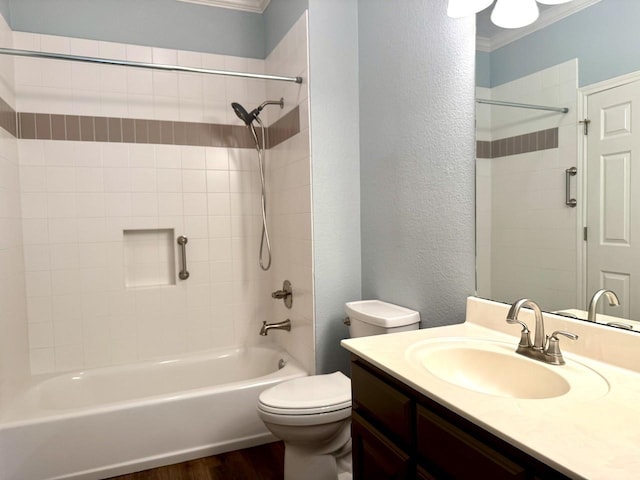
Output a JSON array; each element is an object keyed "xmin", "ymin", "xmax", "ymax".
[{"xmin": 257, "ymin": 300, "xmax": 420, "ymax": 480}]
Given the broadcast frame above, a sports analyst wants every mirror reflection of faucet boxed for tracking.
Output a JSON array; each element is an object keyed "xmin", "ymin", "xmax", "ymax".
[
  {"xmin": 554, "ymin": 288, "xmax": 635, "ymax": 331},
  {"xmin": 587, "ymin": 289, "xmax": 620, "ymax": 323}
]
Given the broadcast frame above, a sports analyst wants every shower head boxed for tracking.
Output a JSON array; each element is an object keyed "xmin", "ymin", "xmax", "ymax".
[
  {"xmin": 231, "ymin": 102, "xmax": 257, "ymax": 126},
  {"xmin": 230, "ymin": 98, "xmax": 284, "ymax": 126}
]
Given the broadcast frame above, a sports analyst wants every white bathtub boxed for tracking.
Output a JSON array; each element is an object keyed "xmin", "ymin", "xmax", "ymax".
[{"xmin": 0, "ymin": 346, "xmax": 306, "ymax": 480}]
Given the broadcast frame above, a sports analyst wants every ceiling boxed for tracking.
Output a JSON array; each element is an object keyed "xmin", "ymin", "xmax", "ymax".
[
  {"xmin": 176, "ymin": 0, "xmax": 271, "ymax": 13},
  {"xmin": 174, "ymin": 0, "xmax": 600, "ymax": 48},
  {"xmin": 476, "ymin": 0, "xmax": 601, "ymax": 52}
]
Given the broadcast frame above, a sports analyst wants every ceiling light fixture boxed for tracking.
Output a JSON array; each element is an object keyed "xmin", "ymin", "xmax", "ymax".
[
  {"xmin": 491, "ymin": 0, "xmax": 539, "ymax": 28},
  {"xmin": 536, "ymin": 0, "xmax": 573, "ymax": 4},
  {"xmin": 447, "ymin": 0, "xmax": 575, "ymax": 29}
]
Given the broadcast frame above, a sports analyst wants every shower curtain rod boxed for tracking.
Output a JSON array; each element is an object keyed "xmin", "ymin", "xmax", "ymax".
[
  {"xmin": 476, "ymin": 98, "xmax": 568, "ymax": 114},
  {"xmin": 0, "ymin": 47, "xmax": 304, "ymax": 84}
]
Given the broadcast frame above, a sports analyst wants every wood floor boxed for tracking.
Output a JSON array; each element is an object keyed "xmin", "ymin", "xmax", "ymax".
[{"xmin": 106, "ymin": 442, "xmax": 284, "ymax": 480}]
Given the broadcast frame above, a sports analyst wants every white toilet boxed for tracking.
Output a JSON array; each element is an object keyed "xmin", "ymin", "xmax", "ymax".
[{"xmin": 257, "ymin": 300, "xmax": 420, "ymax": 480}]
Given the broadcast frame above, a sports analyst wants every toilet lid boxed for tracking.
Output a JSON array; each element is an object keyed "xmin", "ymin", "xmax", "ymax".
[{"xmin": 259, "ymin": 372, "xmax": 351, "ymax": 415}]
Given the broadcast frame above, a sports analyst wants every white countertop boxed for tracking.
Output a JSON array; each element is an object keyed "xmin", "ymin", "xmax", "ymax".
[{"xmin": 341, "ymin": 297, "xmax": 640, "ymax": 480}]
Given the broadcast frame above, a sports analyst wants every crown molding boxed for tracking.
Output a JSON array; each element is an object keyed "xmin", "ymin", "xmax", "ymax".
[
  {"xmin": 476, "ymin": 36, "xmax": 491, "ymax": 53},
  {"xmin": 177, "ymin": 0, "xmax": 271, "ymax": 13},
  {"xmin": 477, "ymin": 0, "xmax": 601, "ymax": 52}
]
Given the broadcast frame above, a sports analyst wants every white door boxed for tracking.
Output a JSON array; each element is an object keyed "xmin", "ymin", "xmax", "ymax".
[{"xmin": 586, "ymin": 80, "xmax": 640, "ymax": 320}]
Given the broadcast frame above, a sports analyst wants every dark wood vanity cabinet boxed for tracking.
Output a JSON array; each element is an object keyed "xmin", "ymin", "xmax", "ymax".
[
  {"xmin": 352, "ymin": 412, "xmax": 412, "ymax": 479},
  {"xmin": 350, "ymin": 356, "xmax": 571, "ymax": 480}
]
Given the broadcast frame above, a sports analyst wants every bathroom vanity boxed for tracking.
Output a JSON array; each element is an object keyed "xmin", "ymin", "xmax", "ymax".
[
  {"xmin": 342, "ymin": 296, "xmax": 640, "ymax": 480},
  {"xmin": 350, "ymin": 356, "xmax": 568, "ymax": 479}
]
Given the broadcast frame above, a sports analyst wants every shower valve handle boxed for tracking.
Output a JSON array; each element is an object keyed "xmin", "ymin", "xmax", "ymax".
[{"xmin": 272, "ymin": 280, "xmax": 292, "ymax": 309}]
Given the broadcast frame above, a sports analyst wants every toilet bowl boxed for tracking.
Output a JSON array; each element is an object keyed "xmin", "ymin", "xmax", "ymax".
[
  {"xmin": 258, "ymin": 372, "xmax": 352, "ymax": 480},
  {"xmin": 258, "ymin": 300, "xmax": 420, "ymax": 480}
]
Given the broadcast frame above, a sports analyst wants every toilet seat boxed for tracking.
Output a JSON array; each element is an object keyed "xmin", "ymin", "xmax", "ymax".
[
  {"xmin": 258, "ymin": 404, "xmax": 352, "ymax": 427},
  {"xmin": 258, "ymin": 372, "xmax": 351, "ymax": 416}
]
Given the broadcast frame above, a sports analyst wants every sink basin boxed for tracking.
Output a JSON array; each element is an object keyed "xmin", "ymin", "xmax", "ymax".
[{"xmin": 406, "ymin": 338, "xmax": 609, "ymax": 400}]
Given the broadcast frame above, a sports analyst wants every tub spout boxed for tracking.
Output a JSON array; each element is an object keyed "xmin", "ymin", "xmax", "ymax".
[{"xmin": 260, "ymin": 319, "xmax": 291, "ymax": 336}]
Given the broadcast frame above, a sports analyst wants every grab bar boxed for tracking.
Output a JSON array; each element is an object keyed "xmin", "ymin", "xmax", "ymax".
[
  {"xmin": 565, "ymin": 167, "xmax": 577, "ymax": 207},
  {"xmin": 177, "ymin": 235, "xmax": 189, "ymax": 280}
]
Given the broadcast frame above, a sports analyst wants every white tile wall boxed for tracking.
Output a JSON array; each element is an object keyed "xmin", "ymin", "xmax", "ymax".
[
  {"xmin": 0, "ymin": 16, "xmax": 30, "ymax": 382},
  {"xmin": 12, "ymin": 28, "xmax": 314, "ymax": 374},
  {"xmin": 476, "ymin": 86, "xmax": 492, "ymax": 299},
  {"xmin": 12, "ymin": 32, "xmax": 266, "ymax": 125},
  {"xmin": 264, "ymin": 12, "xmax": 315, "ymax": 375},
  {"xmin": 476, "ymin": 60, "xmax": 579, "ymax": 311},
  {"xmin": 3, "ymin": 12, "xmax": 314, "ymax": 376}
]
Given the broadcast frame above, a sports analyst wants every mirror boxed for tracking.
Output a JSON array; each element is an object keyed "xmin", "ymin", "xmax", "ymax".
[{"xmin": 475, "ymin": 0, "xmax": 640, "ymax": 332}]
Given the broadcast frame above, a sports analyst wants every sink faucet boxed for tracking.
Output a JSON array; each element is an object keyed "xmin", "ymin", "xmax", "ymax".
[
  {"xmin": 506, "ymin": 298, "xmax": 546, "ymax": 351},
  {"xmin": 587, "ymin": 289, "xmax": 620, "ymax": 323},
  {"xmin": 260, "ymin": 319, "xmax": 291, "ymax": 336},
  {"xmin": 506, "ymin": 298, "xmax": 578, "ymax": 365}
]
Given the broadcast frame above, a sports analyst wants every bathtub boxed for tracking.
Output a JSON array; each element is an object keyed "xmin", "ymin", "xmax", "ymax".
[{"xmin": 0, "ymin": 346, "xmax": 306, "ymax": 480}]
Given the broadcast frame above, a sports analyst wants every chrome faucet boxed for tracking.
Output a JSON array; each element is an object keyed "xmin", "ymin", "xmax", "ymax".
[
  {"xmin": 587, "ymin": 289, "xmax": 620, "ymax": 323},
  {"xmin": 260, "ymin": 319, "xmax": 291, "ymax": 336},
  {"xmin": 271, "ymin": 280, "xmax": 293, "ymax": 309},
  {"xmin": 506, "ymin": 298, "xmax": 578, "ymax": 365},
  {"xmin": 507, "ymin": 298, "xmax": 546, "ymax": 351}
]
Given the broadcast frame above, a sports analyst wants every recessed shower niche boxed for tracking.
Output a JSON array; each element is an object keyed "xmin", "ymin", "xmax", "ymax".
[{"xmin": 123, "ymin": 229, "xmax": 177, "ymax": 288}]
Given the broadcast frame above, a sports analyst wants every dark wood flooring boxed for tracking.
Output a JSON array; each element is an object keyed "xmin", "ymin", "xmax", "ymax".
[{"xmin": 105, "ymin": 442, "xmax": 284, "ymax": 480}]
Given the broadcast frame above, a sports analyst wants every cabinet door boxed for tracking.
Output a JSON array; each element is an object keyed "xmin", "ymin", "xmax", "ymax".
[
  {"xmin": 352, "ymin": 412, "xmax": 412, "ymax": 480},
  {"xmin": 351, "ymin": 361, "xmax": 412, "ymax": 446},
  {"xmin": 416, "ymin": 465, "xmax": 438, "ymax": 480},
  {"xmin": 417, "ymin": 405, "xmax": 527, "ymax": 480}
]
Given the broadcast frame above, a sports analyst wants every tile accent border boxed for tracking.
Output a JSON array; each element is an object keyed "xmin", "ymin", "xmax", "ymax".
[
  {"xmin": 476, "ymin": 127, "xmax": 558, "ymax": 159},
  {"xmin": 0, "ymin": 96, "xmax": 16, "ymax": 137},
  {"xmin": 0, "ymin": 96, "xmax": 300, "ymax": 149},
  {"xmin": 268, "ymin": 107, "xmax": 300, "ymax": 149}
]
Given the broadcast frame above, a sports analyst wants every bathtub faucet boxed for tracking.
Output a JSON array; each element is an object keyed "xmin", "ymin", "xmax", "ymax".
[{"xmin": 260, "ymin": 319, "xmax": 291, "ymax": 336}]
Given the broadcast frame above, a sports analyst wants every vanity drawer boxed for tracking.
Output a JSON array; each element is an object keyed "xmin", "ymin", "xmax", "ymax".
[
  {"xmin": 416, "ymin": 404, "xmax": 527, "ymax": 480},
  {"xmin": 351, "ymin": 361, "xmax": 412, "ymax": 446}
]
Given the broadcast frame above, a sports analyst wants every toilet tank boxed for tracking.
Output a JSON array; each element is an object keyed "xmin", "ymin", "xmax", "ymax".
[{"xmin": 345, "ymin": 300, "xmax": 420, "ymax": 338}]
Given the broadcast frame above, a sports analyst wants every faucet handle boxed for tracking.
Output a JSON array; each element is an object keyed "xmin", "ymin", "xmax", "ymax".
[
  {"xmin": 545, "ymin": 330, "xmax": 578, "ymax": 365},
  {"xmin": 271, "ymin": 280, "xmax": 293, "ymax": 309},
  {"xmin": 506, "ymin": 318, "xmax": 533, "ymax": 349},
  {"xmin": 550, "ymin": 330, "xmax": 579, "ymax": 341}
]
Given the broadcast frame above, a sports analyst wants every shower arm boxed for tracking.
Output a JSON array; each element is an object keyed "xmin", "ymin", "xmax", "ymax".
[{"xmin": 257, "ymin": 99, "xmax": 285, "ymax": 112}]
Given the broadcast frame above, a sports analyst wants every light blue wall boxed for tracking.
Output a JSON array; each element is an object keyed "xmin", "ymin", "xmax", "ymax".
[
  {"xmin": 489, "ymin": 0, "xmax": 640, "ymax": 87},
  {"xmin": 6, "ymin": 0, "xmax": 311, "ymax": 59},
  {"xmin": 7, "ymin": 0, "xmax": 265, "ymax": 58},
  {"xmin": 0, "ymin": 0, "xmax": 8, "ymax": 26},
  {"xmin": 5, "ymin": 0, "xmax": 478, "ymax": 374},
  {"xmin": 264, "ymin": 0, "xmax": 308, "ymax": 56},
  {"xmin": 359, "ymin": 1, "xmax": 476, "ymax": 329},
  {"xmin": 308, "ymin": 0, "xmax": 361, "ymax": 375},
  {"xmin": 476, "ymin": 50, "xmax": 490, "ymax": 88}
]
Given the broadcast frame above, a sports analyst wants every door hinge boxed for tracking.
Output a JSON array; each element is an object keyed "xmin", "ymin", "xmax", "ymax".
[
  {"xmin": 579, "ymin": 119, "xmax": 591, "ymax": 135},
  {"xmin": 584, "ymin": 226, "xmax": 588, "ymax": 241}
]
